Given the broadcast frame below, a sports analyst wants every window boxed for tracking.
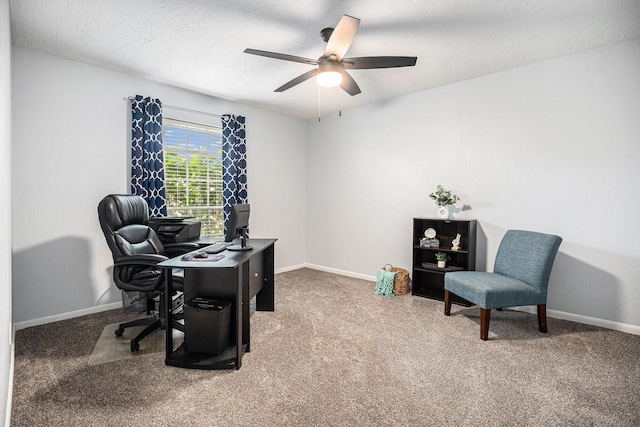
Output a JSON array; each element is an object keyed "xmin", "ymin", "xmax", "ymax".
[{"xmin": 163, "ymin": 118, "xmax": 223, "ymax": 237}]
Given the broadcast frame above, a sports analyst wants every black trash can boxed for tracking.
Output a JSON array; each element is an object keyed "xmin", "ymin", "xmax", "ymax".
[{"xmin": 184, "ymin": 297, "xmax": 231, "ymax": 355}]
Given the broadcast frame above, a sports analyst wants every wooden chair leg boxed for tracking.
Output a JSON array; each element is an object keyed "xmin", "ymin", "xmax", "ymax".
[
  {"xmin": 444, "ymin": 290, "xmax": 452, "ymax": 316},
  {"xmin": 537, "ymin": 304, "xmax": 548, "ymax": 333},
  {"xmin": 480, "ymin": 308, "xmax": 491, "ymax": 340}
]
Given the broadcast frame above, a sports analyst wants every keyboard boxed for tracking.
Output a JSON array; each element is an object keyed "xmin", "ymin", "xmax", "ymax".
[{"xmin": 202, "ymin": 242, "xmax": 230, "ymax": 254}]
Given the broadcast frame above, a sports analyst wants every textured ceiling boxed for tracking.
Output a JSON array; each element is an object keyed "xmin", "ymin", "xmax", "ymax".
[{"xmin": 9, "ymin": 0, "xmax": 640, "ymax": 119}]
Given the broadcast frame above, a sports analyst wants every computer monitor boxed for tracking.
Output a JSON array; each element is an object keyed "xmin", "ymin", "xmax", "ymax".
[{"xmin": 225, "ymin": 203, "xmax": 253, "ymax": 251}]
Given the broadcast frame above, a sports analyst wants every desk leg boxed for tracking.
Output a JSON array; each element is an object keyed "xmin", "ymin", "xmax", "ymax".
[
  {"xmin": 165, "ymin": 270, "xmax": 173, "ymax": 358},
  {"xmin": 243, "ymin": 263, "xmax": 251, "ymax": 353},
  {"xmin": 235, "ymin": 266, "xmax": 243, "ymax": 370},
  {"xmin": 256, "ymin": 244, "xmax": 275, "ymax": 311}
]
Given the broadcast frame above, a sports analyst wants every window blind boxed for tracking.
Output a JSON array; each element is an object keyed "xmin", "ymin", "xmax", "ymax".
[{"xmin": 163, "ymin": 118, "xmax": 224, "ymax": 237}]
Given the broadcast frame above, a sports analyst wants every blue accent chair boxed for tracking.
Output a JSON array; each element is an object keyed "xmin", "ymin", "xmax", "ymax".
[{"xmin": 444, "ymin": 230, "xmax": 562, "ymax": 340}]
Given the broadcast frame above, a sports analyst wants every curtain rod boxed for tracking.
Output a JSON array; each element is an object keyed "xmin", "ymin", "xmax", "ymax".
[{"xmin": 126, "ymin": 96, "xmax": 221, "ymax": 119}]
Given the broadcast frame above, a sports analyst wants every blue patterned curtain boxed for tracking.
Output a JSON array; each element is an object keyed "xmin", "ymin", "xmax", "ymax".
[
  {"xmin": 222, "ymin": 114, "xmax": 248, "ymax": 233},
  {"xmin": 131, "ymin": 95, "xmax": 167, "ymax": 217}
]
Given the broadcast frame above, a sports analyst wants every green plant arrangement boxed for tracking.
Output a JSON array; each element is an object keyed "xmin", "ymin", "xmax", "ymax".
[
  {"xmin": 429, "ymin": 185, "xmax": 459, "ymax": 206},
  {"xmin": 435, "ymin": 252, "xmax": 450, "ymax": 262}
]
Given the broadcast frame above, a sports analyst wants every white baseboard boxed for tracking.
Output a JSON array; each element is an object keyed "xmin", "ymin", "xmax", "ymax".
[
  {"xmin": 14, "ymin": 265, "xmax": 310, "ymax": 330},
  {"xmin": 511, "ymin": 305, "xmax": 640, "ymax": 336},
  {"xmin": 275, "ymin": 263, "xmax": 307, "ymax": 274},
  {"xmin": 14, "ymin": 265, "xmax": 640, "ymax": 337},
  {"xmin": 303, "ymin": 263, "xmax": 640, "ymax": 337},
  {"xmin": 304, "ymin": 263, "xmax": 376, "ymax": 282},
  {"xmin": 15, "ymin": 265, "xmax": 309, "ymax": 330},
  {"xmin": 14, "ymin": 302, "xmax": 122, "ymax": 331},
  {"xmin": 6, "ymin": 322, "xmax": 14, "ymax": 427}
]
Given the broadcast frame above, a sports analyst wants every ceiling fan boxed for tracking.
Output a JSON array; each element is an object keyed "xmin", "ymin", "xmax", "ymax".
[{"xmin": 244, "ymin": 15, "xmax": 417, "ymax": 96}]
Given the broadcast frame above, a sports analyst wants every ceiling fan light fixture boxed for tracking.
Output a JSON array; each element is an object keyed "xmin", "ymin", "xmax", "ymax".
[
  {"xmin": 317, "ymin": 70, "xmax": 342, "ymax": 87},
  {"xmin": 244, "ymin": 14, "xmax": 416, "ymax": 96}
]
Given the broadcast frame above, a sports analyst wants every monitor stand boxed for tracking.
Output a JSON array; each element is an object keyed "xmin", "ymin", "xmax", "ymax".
[{"xmin": 227, "ymin": 229, "xmax": 253, "ymax": 251}]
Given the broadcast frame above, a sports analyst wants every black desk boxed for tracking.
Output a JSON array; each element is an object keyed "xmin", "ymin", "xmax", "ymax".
[{"xmin": 159, "ymin": 238, "xmax": 276, "ymax": 370}]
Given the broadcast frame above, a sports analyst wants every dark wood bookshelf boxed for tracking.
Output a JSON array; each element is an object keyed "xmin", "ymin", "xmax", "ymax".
[{"xmin": 412, "ymin": 218, "xmax": 476, "ymax": 306}]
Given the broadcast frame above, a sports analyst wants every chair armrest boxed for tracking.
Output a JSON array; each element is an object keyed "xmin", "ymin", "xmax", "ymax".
[
  {"xmin": 114, "ymin": 254, "xmax": 168, "ymax": 267},
  {"xmin": 163, "ymin": 242, "xmax": 200, "ymax": 257}
]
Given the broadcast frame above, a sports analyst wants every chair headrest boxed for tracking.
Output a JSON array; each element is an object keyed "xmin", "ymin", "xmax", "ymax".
[{"xmin": 99, "ymin": 194, "xmax": 149, "ymax": 231}]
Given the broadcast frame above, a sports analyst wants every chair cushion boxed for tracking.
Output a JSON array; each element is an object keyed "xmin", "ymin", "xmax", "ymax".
[{"xmin": 445, "ymin": 271, "xmax": 545, "ymax": 309}]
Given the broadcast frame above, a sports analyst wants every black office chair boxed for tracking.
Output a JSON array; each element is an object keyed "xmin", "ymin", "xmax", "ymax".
[{"xmin": 98, "ymin": 194, "xmax": 198, "ymax": 351}]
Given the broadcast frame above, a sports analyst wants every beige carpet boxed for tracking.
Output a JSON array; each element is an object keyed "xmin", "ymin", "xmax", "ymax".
[{"xmin": 11, "ymin": 268, "xmax": 640, "ymax": 426}]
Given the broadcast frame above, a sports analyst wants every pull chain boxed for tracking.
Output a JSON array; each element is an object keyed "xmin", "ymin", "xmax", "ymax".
[{"xmin": 318, "ymin": 84, "xmax": 321, "ymax": 122}]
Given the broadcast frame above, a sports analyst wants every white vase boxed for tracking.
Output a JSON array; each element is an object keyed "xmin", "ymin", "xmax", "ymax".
[
  {"xmin": 437, "ymin": 260, "xmax": 446, "ymax": 268},
  {"xmin": 437, "ymin": 205, "xmax": 450, "ymax": 219}
]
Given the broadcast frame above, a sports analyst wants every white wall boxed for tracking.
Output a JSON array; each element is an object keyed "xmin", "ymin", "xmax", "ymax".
[
  {"xmin": 8, "ymin": 19, "xmax": 640, "ymax": 332},
  {"xmin": 11, "ymin": 48, "xmax": 306, "ymax": 325},
  {"xmin": 306, "ymin": 38, "xmax": 640, "ymax": 331},
  {"xmin": 1, "ymin": 0, "xmax": 13, "ymax": 422},
  {"xmin": 5, "ymin": 24, "xmax": 640, "ymax": 426}
]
